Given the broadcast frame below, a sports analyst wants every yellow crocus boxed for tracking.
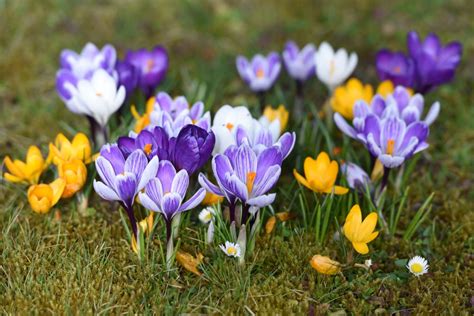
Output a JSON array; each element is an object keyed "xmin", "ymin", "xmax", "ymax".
[
  {"xmin": 263, "ymin": 105, "xmax": 289, "ymax": 132},
  {"xmin": 201, "ymin": 191, "xmax": 224, "ymax": 206},
  {"xmin": 293, "ymin": 152, "xmax": 348, "ymax": 195},
  {"xmin": 3, "ymin": 145, "xmax": 47, "ymax": 184},
  {"xmin": 131, "ymin": 96, "xmax": 156, "ymax": 133},
  {"xmin": 376, "ymin": 80, "xmax": 414, "ymax": 98},
  {"xmin": 58, "ymin": 159, "xmax": 87, "ymax": 198},
  {"xmin": 27, "ymin": 178, "xmax": 66, "ymax": 214},
  {"xmin": 48, "ymin": 133, "xmax": 92, "ymax": 165},
  {"xmin": 310, "ymin": 255, "xmax": 341, "ymax": 275},
  {"xmin": 331, "ymin": 78, "xmax": 373, "ymax": 119},
  {"xmin": 343, "ymin": 204, "xmax": 379, "ymax": 254}
]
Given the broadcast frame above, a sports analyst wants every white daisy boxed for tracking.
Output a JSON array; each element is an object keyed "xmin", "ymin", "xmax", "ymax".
[
  {"xmin": 407, "ymin": 256, "xmax": 429, "ymax": 276},
  {"xmin": 198, "ymin": 207, "xmax": 215, "ymax": 224},
  {"xmin": 219, "ymin": 241, "xmax": 241, "ymax": 258}
]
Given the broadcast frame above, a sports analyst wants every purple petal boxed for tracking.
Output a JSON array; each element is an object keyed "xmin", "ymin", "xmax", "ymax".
[
  {"xmin": 124, "ymin": 150, "xmax": 148, "ymax": 180},
  {"xmin": 276, "ymin": 132, "xmax": 296, "ymax": 159},
  {"xmin": 234, "ymin": 144, "xmax": 257, "ymax": 183},
  {"xmin": 95, "ymin": 156, "xmax": 117, "ymax": 189},
  {"xmin": 137, "ymin": 156, "xmax": 159, "ymax": 191},
  {"xmin": 171, "ymin": 169, "xmax": 189, "ymax": 198},
  {"xmin": 161, "ymin": 193, "xmax": 182, "ymax": 220},
  {"xmin": 156, "ymin": 160, "xmax": 176, "ymax": 193},
  {"xmin": 116, "ymin": 172, "xmax": 137, "ymax": 208},
  {"xmin": 334, "ymin": 113, "xmax": 357, "ymax": 138},
  {"xmin": 424, "ymin": 102, "xmax": 440, "ymax": 125},
  {"xmin": 253, "ymin": 165, "xmax": 281, "ymax": 196},
  {"xmin": 144, "ymin": 178, "xmax": 163, "ymax": 209},
  {"xmin": 198, "ymin": 173, "xmax": 223, "ymax": 196},
  {"xmin": 138, "ymin": 192, "xmax": 161, "ymax": 213},
  {"xmin": 179, "ymin": 188, "xmax": 206, "ymax": 212},
  {"xmin": 93, "ymin": 180, "xmax": 120, "ymax": 201},
  {"xmin": 247, "ymin": 194, "xmax": 276, "ymax": 207}
]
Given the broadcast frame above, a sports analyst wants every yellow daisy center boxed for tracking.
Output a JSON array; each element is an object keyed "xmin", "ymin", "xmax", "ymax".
[
  {"xmin": 227, "ymin": 246, "xmax": 237, "ymax": 255},
  {"xmin": 411, "ymin": 263, "xmax": 423, "ymax": 273}
]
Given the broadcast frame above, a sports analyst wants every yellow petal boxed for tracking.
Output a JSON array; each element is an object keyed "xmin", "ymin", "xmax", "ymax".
[
  {"xmin": 371, "ymin": 159, "xmax": 384, "ymax": 182},
  {"xmin": 50, "ymin": 178, "xmax": 66, "ymax": 206},
  {"xmin": 3, "ymin": 172, "xmax": 24, "ymax": 183},
  {"xmin": 276, "ymin": 211, "xmax": 296, "ymax": 222},
  {"xmin": 332, "ymin": 185, "xmax": 349, "ymax": 195},
  {"xmin": 365, "ymin": 231, "xmax": 379, "ymax": 243},
  {"xmin": 145, "ymin": 97, "xmax": 156, "ymax": 114},
  {"xmin": 265, "ymin": 216, "xmax": 277, "ymax": 234},
  {"xmin": 303, "ymin": 157, "xmax": 319, "ymax": 182},
  {"xmin": 376, "ymin": 80, "xmax": 394, "ymax": 98},
  {"xmin": 310, "ymin": 255, "xmax": 341, "ymax": 275},
  {"xmin": 3, "ymin": 156, "xmax": 24, "ymax": 178},
  {"xmin": 353, "ymin": 242, "xmax": 369, "ymax": 254},
  {"xmin": 359, "ymin": 212, "xmax": 378, "ymax": 240},
  {"xmin": 344, "ymin": 205, "xmax": 362, "ymax": 241},
  {"xmin": 325, "ymin": 160, "xmax": 339, "ymax": 188},
  {"xmin": 293, "ymin": 169, "xmax": 313, "ymax": 191},
  {"xmin": 176, "ymin": 251, "xmax": 203, "ymax": 276}
]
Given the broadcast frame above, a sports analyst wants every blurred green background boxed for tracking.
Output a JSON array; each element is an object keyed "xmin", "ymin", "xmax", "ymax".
[{"xmin": 0, "ymin": 0, "xmax": 473, "ymax": 314}]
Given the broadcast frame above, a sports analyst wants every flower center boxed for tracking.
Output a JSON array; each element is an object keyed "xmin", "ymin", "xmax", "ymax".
[
  {"xmin": 386, "ymin": 139, "xmax": 395, "ymax": 155},
  {"xmin": 95, "ymin": 91, "xmax": 102, "ymax": 97},
  {"xmin": 256, "ymin": 68, "xmax": 265, "ymax": 78},
  {"xmin": 205, "ymin": 212, "xmax": 212, "ymax": 221},
  {"xmin": 246, "ymin": 172, "xmax": 257, "ymax": 194},
  {"xmin": 146, "ymin": 59, "xmax": 154, "ymax": 72},
  {"xmin": 227, "ymin": 246, "xmax": 237, "ymax": 255},
  {"xmin": 225, "ymin": 123, "xmax": 234, "ymax": 131},
  {"xmin": 411, "ymin": 263, "xmax": 423, "ymax": 273},
  {"xmin": 394, "ymin": 66, "xmax": 402, "ymax": 73},
  {"xmin": 143, "ymin": 143, "xmax": 153, "ymax": 155},
  {"xmin": 329, "ymin": 59, "xmax": 335, "ymax": 77}
]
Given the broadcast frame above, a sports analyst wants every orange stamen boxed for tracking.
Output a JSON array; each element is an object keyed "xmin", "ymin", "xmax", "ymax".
[
  {"xmin": 386, "ymin": 139, "xmax": 395, "ymax": 155},
  {"xmin": 143, "ymin": 143, "xmax": 153, "ymax": 155},
  {"xmin": 246, "ymin": 172, "xmax": 257, "ymax": 194},
  {"xmin": 226, "ymin": 123, "xmax": 234, "ymax": 131},
  {"xmin": 394, "ymin": 66, "xmax": 401, "ymax": 74},
  {"xmin": 146, "ymin": 59, "xmax": 154, "ymax": 72},
  {"xmin": 256, "ymin": 68, "xmax": 265, "ymax": 78}
]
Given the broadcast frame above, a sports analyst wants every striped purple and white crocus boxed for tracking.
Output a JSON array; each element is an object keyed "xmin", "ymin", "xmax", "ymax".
[{"xmin": 93, "ymin": 144, "xmax": 159, "ymax": 238}]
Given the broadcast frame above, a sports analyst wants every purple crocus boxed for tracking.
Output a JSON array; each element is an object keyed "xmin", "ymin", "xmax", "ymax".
[
  {"xmin": 118, "ymin": 124, "xmax": 215, "ymax": 175},
  {"xmin": 116, "ymin": 60, "xmax": 139, "ymax": 97},
  {"xmin": 375, "ymin": 50, "xmax": 415, "ymax": 88},
  {"xmin": 236, "ymin": 52, "xmax": 281, "ymax": 92},
  {"xmin": 407, "ymin": 31, "xmax": 463, "ymax": 93},
  {"xmin": 138, "ymin": 160, "xmax": 206, "ymax": 242},
  {"xmin": 56, "ymin": 43, "xmax": 117, "ymax": 114},
  {"xmin": 282, "ymin": 41, "xmax": 316, "ymax": 82},
  {"xmin": 199, "ymin": 143, "xmax": 283, "ymax": 223},
  {"xmin": 334, "ymin": 86, "xmax": 438, "ymax": 169},
  {"xmin": 124, "ymin": 46, "xmax": 168, "ymax": 97},
  {"xmin": 93, "ymin": 144, "xmax": 159, "ymax": 238}
]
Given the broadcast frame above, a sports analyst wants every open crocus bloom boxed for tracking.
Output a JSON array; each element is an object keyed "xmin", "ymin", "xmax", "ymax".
[
  {"xmin": 200, "ymin": 144, "xmax": 282, "ymax": 208},
  {"xmin": 58, "ymin": 159, "xmax": 87, "ymax": 198},
  {"xmin": 3, "ymin": 146, "xmax": 47, "ymax": 185},
  {"xmin": 27, "ymin": 178, "xmax": 65, "ymax": 214},
  {"xmin": 407, "ymin": 31, "xmax": 462, "ymax": 93},
  {"xmin": 57, "ymin": 43, "xmax": 117, "ymax": 114},
  {"xmin": 315, "ymin": 42, "xmax": 358, "ymax": 91},
  {"xmin": 236, "ymin": 53, "xmax": 281, "ymax": 92},
  {"xmin": 331, "ymin": 78, "xmax": 373, "ymax": 119},
  {"xmin": 138, "ymin": 160, "xmax": 206, "ymax": 222},
  {"xmin": 124, "ymin": 46, "xmax": 168, "ymax": 97},
  {"xmin": 376, "ymin": 50, "xmax": 415, "ymax": 88},
  {"xmin": 343, "ymin": 204, "xmax": 378, "ymax": 254},
  {"xmin": 293, "ymin": 152, "xmax": 348, "ymax": 195},
  {"xmin": 212, "ymin": 105, "xmax": 254, "ymax": 154},
  {"xmin": 282, "ymin": 41, "xmax": 316, "ymax": 82},
  {"xmin": 148, "ymin": 92, "xmax": 211, "ymax": 136},
  {"xmin": 48, "ymin": 132, "xmax": 92, "ymax": 165},
  {"xmin": 334, "ymin": 86, "xmax": 439, "ymax": 168},
  {"xmin": 93, "ymin": 145, "xmax": 159, "ymax": 209},
  {"xmin": 118, "ymin": 124, "xmax": 214, "ymax": 175}
]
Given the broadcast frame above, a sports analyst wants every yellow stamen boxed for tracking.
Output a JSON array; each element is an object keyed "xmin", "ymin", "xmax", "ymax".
[
  {"xmin": 386, "ymin": 139, "xmax": 395, "ymax": 156},
  {"xmin": 96, "ymin": 91, "xmax": 102, "ymax": 97},
  {"xmin": 246, "ymin": 172, "xmax": 257, "ymax": 194},
  {"xmin": 226, "ymin": 123, "xmax": 234, "ymax": 131},
  {"xmin": 256, "ymin": 68, "xmax": 264, "ymax": 78},
  {"xmin": 146, "ymin": 59, "xmax": 154, "ymax": 72},
  {"xmin": 394, "ymin": 66, "xmax": 401, "ymax": 73},
  {"xmin": 143, "ymin": 144, "xmax": 153, "ymax": 155},
  {"xmin": 227, "ymin": 247, "xmax": 237, "ymax": 255},
  {"xmin": 411, "ymin": 263, "xmax": 423, "ymax": 273}
]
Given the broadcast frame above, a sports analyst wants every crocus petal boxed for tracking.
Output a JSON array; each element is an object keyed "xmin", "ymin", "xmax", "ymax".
[
  {"xmin": 198, "ymin": 173, "xmax": 223, "ymax": 196},
  {"xmin": 180, "ymin": 188, "xmax": 206, "ymax": 212},
  {"xmin": 247, "ymin": 193, "xmax": 276, "ymax": 207},
  {"xmin": 424, "ymin": 101, "xmax": 440, "ymax": 125},
  {"xmin": 161, "ymin": 192, "xmax": 182, "ymax": 219},
  {"xmin": 93, "ymin": 180, "xmax": 120, "ymax": 201},
  {"xmin": 334, "ymin": 113, "xmax": 357, "ymax": 138},
  {"xmin": 171, "ymin": 169, "xmax": 189, "ymax": 199},
  {"xmin": 138, "ymin": 192, "xmax": 161, "ymax": 213},
  {"xmin": 352, "ymin": 242, "xmax": 369, "ymax": 255}
]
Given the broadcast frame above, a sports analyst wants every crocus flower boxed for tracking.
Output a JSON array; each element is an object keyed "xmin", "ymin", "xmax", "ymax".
[
  {"xmin": 343, "ymin": 204, "xmax": 378, "ymax": 254},
  {"xmin": 124, "ymin": 46, "xmax": 168, "ymax": 97},
  {"xmin": 282, "ymin": 41, "xmax": 316, "ymax": 82},
  {"xmin": 48, "ymin": 133, "xmax": 92, "ymax": 165},
  {"xmin": 375, "ymin": 50, "xmax": 415, "ymax": 88},
  {"xmin": 138, "ymin": 160, "xmax": 206, "ymax": 241},
  {"xmin": 118, "ymin": 124, "xmax": 214, "ymax": 175},
  {"xmin": 293, "ymin": 152, "xmax": 348, "ymax": 195},
  {"xmin": 334, "ymin": 86, "xmax": 439, "ymax": 168},
  {"xmin": 219, "ymin": 241, "xmax": 241, "ymax": 258},
  {"xmin": 315, "ymin": 42, "xmax": 358, "ymax": 91},
  {"xmin": 27, "ymin": 178, "xmax": 66, "ymax": 214},
  {"xmin": 341, "ymin": 162, "xmax": 371, "ymax": 191},
  {"xmin": 3, "ymin": 146, "xmax": 47, "ymax": 184},
  {"xmin": 407, "ymin": 31, "xmax": 462, "ymax": 93},
  {"xmin": 93, "ymin": 144, "xmax": 159, "ymax": 237},
  {"xmin": 211, "ymin": 105, "xmax": 254, "ymax": 154},
  {"xmin": 310, "ymin": 255, "xmax": 341, "ymax": 275},
  {"xmin": 236, "ymin": 52, "xmax": 281, "ymax": 92},
  {"xmin": 407, "ymin": 256, "xmax": 429, "ymax": 276},
  {"xmin": 116, "ymin": 60, "xmax": 139, "ymax": 97},
  {"xmin": 199, "ymin": 207, "xmax": 215, "ymax": 224},
  {"xmin": 56, "ymin": 43, "xmax": 117, "ymax": 114},
  {"xmin": 331, "ymin": 78, "xmax": 373, "ymax": 119},
  {"xmin": 259, "ymin": 105, "xmax": 289, "ymax": 134},
  {"xmin": 131, "ymin": 97, "xmax": 156, "ymax": 133},
  {"xmin": 201, "ymin": 191, "xmax": 224, "ymax": 206},
  {"xmin": 58, "ymin": 159, "xmax": 87, "ymax": 198}
]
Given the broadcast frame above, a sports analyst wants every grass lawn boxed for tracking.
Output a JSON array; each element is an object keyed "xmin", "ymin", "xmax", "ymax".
[{"xmin": 1, "ymin": 0, "xmax": 473, "ymax": 314}]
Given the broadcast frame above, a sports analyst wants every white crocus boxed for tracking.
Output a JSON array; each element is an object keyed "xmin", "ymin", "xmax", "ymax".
[
  {"xmin": 407, "ymin": 256, "xmax": 429, "ymax": 276},
  {"xmin": 76, "ymin": 69, "xmax": 126, "ymax": 127},
  {"xmin": 315, "ymin": 41, "xmax": 358, "ymax": 92},
  {"xmin": 219, "ymin": 241, "xmax": 241, "ymax": 258},
  {"xmin": 199, "ymin": 207, "xmax": 215, "ymax": 224},
  {"xmin": 211, "ymin": 105, "xmax": 254, "ymax": 154}
]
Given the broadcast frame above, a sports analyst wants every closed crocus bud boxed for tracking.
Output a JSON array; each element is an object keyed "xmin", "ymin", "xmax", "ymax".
[
  {"xmin": 27, "ymin": 178, "xmax": 66, "ymax": 214},
  {"xmin": 310, "ymin": 255, "xmax": 341, "ymax": 275},
  {"xmin": 116, "ymin": 60, "xmax": 139, "ymax": 97},
  {"xmin": 58, "ymin": 159, "xmax": 87, "ymax": 198}
]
